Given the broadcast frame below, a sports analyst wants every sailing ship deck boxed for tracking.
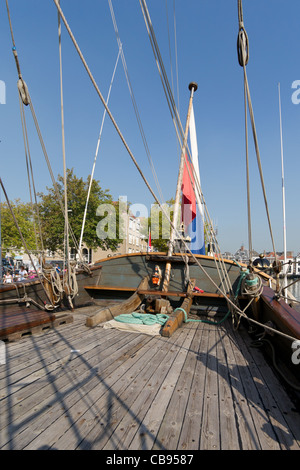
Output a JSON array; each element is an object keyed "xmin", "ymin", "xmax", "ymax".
[{"xmin": 0, "ymin": 306, "xmax": 299, "ymax": 451}]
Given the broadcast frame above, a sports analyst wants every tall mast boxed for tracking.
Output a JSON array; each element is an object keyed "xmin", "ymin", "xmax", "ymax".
[
  {"xmin": 278, "ymin": 82, "xmax": 287, "ymax": 291},
  {"xmin": 162, "ymin": 82, "xmax": 197, "ymax": 291},
  {"xmin": 58, "ymin": 1, "xmax": 71, "ymax": 289}
]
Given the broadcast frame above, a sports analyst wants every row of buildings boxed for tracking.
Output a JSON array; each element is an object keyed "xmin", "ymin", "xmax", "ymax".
[
  {"xmin": 3, "ymin": 216, "xmax": 300, "ymax": 278},
  {"xmin": 226, "ymin": 245, "xmax": 300, "ymax": 277},
  {"xmin": 76, "ymin": 214, "xmax": 149, "ymax": 263}
]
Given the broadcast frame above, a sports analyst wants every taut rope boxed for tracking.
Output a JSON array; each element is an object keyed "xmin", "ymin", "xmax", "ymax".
[{"xmin": 237, "ymin": 0, "xmax": 278, "ymax": 266}]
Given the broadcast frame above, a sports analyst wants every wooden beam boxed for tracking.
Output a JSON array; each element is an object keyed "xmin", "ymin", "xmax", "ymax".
[
  {"xmin": 85, "ymin": 276, "xmax": 149, "ymax": 328},
  {"xmin": 161, "ymin": 280, "xmax": 196, "ymax": 337}
]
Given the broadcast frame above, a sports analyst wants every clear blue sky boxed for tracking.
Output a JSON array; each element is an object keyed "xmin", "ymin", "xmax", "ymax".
[{"xmin": 1, "ymin": 0, "xmax": 299, "ymax": 255}]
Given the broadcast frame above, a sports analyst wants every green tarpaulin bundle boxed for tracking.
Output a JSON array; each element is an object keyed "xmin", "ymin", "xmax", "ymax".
[{"xmin": 114, "ymin": 312, "xmax": 168, "ymax": 326}]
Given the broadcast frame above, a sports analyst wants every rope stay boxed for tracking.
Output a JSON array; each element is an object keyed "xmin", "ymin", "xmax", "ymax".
[
  {"xmin": 6, "ymin": 0, "xmax": 83, "ymax": 260},
  {"xmin": 5, "ymin": 0, "xmax": 81, "ymax": 308},
  {"xmin": 5, "ymin": 1, "xmax": 298, "ymax": 345},
  {"xmin": 50, "ymin": 0, "xmax": 245, "ymax": 314},
  {"xmin": 0, "ymin": 179, "xmax": 55, "ymax": 309},
  {"xmin": 51, "ymin": 1, "xmax": 204, "ymax": 273},
  {"xmin": 52, "ymin": 0, "xmax": 285, "ymax": 340},
  {"xmin": 108, "ymin": 0, "xmax": 165, "ymax": 206},
  {"xmin": 18, "ymin": 92, "xmax": 44, "ymax": 254},
  {"xmin": 139, "ymin": 0, "xmax": 185, "ymax": 155},
  {"xmin": 137, "ymin": 0, "xmax": 300, "ymax": 346},
  {"xmin": 78, "ymin": 47, "xmax": 121, "ymax": 260},
  {"xmin": 58, "ymin": 0, "xmax": 73, "ymax": 299},
  {"xmin": 139, "ymin": 0, "xmax": 236, "ymax": 302},
  {"xmin": 237, "ymin": 0, "xmax": 278, "ymax": 268},
  {"xmin": 165, "ymin": 0, "xmax": 180, "ymax": 124}
]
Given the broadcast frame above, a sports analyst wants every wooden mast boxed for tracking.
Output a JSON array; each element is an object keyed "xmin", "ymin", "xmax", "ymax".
[
  {"xmin": 162, "ymin": 82, "xmax": 198, "ymax": 292},
  {"xmin": 278, "ymin": 82, "xmax": 288, "ymax": 296}
]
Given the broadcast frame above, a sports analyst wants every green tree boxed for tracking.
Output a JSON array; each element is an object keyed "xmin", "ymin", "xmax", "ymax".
[
  {"xmin": 148, "ymin": 198, "xmax": 176, "ymax": 252},
  {"xmin": 38, "ymin": 169, "xmax": 122, "ymax": 253},
  {"xmin": 1, "ymin": 199, "xmax": 39, "ymax": 252}
]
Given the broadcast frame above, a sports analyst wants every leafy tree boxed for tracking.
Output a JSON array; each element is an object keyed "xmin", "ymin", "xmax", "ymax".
[
  {"xmin": 0, "ymin": 199, "xmax": 39, "ymax": 253},
  {"xmin": 148, "ymin": 198, "xmax": 176, "ymax": 252},
  {"xmin": 38, "ymin": 169, "xmax": 122, "ymax": 253}
]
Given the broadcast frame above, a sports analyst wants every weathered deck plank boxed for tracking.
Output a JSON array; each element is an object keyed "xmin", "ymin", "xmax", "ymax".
[
  {"xmin": 53, "ymin": 324, "xmax": 193, "ymax": 450},
  {"xmin": 199, "ymin": 324, "xmax": 220, "ymax": 449},
  {"xmin": 226, "ymin": 324, "xmax": 281, "ymax": 450},
  {"xmin": 215, "ymin": 326, "xmax": 241, "ymax": 450},
  {"xmin": 0, "ymin": 308, "xmax": 299, "ymax": 451},
  {"xmin": 163, "ymin": 322, "xmax": 205, "ymax": 451},
  {"xmin": 232, "ymin": 325, "xmax": 300, "ymax": 450},
  {"xmin": 128, "ymin": 325, "xmax": 200, "ymax": 451},
  {"xmin": 101, "ymin": 323, "xmax": 198, "ymax": 451}
]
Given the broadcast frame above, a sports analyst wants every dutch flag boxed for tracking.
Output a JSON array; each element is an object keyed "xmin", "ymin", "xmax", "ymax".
[{"xmin": 181, "ymin": 104, "xmax": 205, "ymax": 255}]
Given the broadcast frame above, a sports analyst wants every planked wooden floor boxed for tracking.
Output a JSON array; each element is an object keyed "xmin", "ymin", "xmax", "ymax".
[{"xmin": 0, "ymin": 306, "xmax": 299, "ymax": 450}]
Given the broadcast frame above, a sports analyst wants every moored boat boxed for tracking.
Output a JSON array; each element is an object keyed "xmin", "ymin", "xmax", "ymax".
[{"xmin": 1, "ymin": 0, "xmax": 299, "ymax": 396}]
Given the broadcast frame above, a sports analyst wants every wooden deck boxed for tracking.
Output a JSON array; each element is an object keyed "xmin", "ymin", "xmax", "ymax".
[{"xmin": 0, "ymin": 306, "xmax": 299, "ymax": 450}]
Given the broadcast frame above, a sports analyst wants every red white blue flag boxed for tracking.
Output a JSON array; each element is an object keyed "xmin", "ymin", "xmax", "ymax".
[
  {"xmin": 148, "ymin": 227, "xmax": 152, "ymax": 252},
  {"xmin": 181, "ymin": 105, "xmax": 205, "ymax": 254}
]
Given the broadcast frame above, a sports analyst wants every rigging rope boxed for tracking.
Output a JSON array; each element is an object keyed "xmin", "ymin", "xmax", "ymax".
[
  {"xmin": 139, "ymin": 0, "xmax": 234, "ymax": 296},
  {"xmin": 5, "ymin": 1, "xmax": 292, "ymax": 340},
  {"xmin": 79, "ymin": 46, "xmax": 121, "ymax": 259},
  {"xmin": 108, "ymin": 0, "xmax": 165, "ymax": 205},
  {"xmin": 49, "ymin": 1, "xmax": 299, "ymax": 344},
  {"xmin": 237, "ymin": 0, "xmax": 278, "ymax": 265},
  {"xmin": 52, "ymin": 0, "xmax": 162, "ymax": 212},
  {"xmin": 28, "ymin": 98, "xmax": 83, "ymax": 261},
  {"xmin": 5, "ymin": 0, "xmax": 87, "ymax": 308},
  {"xmin": 0, "ymin": 179, "xmax": 54, "ymax": 308},
  {"xmin": 165, "ymin": 0, "xmax": 176, "ymax": 118},
  {"xmin": 172, "ymin": 0, "xmax": 180, "ymax": 120},
  {"xmin": 58, "ymin": 1, "xmax": 72, "ymax": 292},
  {"xmin": 4, "ymin": 0, "xmax": 298, "ymax": 346},
  {"xmin": 6, "ymin": 0, "xmax": 84, "ymax": 263},
  {"xmin": 18, "ymin": 93, "xmax": 44, "ymax": 254},
  {"xmin": 139, "ymin": 0, "xmax": 185, "ymax": 154}
]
